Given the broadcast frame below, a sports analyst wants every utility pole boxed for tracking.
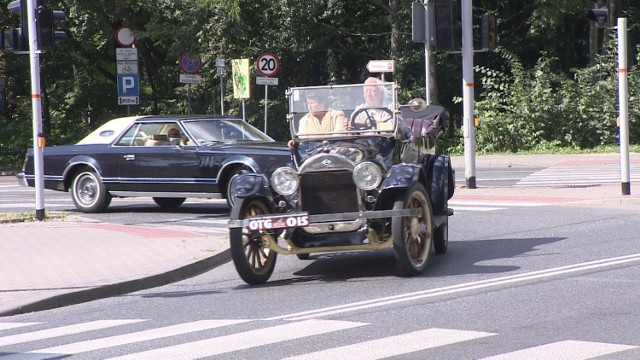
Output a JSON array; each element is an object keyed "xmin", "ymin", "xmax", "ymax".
[{"xmin": 461, "ymin": 0, "xmax": 476, "ymax": 188}]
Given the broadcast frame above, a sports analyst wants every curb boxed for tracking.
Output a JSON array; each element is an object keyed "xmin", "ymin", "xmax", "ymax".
[{"xmin": 0, "ymin": 249, "xmax": 231, "ymax": 317}]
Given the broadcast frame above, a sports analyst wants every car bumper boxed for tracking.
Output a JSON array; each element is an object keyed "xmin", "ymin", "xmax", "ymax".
[
  {"xmin": 15, "ymin": 172, "xmax": 28, "ymax": 187},
  {"xmin": 228, "ymin": 208, "xmax": 422, "ymax": 229}
]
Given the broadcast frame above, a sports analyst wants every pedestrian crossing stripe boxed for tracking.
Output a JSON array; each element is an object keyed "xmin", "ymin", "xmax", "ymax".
[
  {"xmin": 0, "ymin": 323, "xmax": 42, "ymax": 331},
  {"xmin": 517, "ymin": 164, "xmax": 640, "ymax": 187},
  {"xmin": 0, "ymin": 320, "xmax": 146, "ymax": 347},
  {"xmin": 107, "ymin": 319, "xmax": 366, "ymax": 360},
  {"xmin": 0, "ymin": 320, "xmax": 637, "ymax": 360},
  {"xmin": 21, "ymin": 319, "xmax": 250, "ymax": 359},
  {"xmin": 479, "ymin": 340, "xmax": 637, "ymax": 360},
  {"xmin": 281, "ymin": 328, "xmax": 496, "ymax": 360}
]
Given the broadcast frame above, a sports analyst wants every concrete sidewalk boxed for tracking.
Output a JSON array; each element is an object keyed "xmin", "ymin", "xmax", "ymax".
[
  {"xmin": 2, "ymin": 152, "xmax": 640, "ymax": 317},
  {"xmin": 0, "ymin": 218, "xmax": 230, "ymax": 316}
]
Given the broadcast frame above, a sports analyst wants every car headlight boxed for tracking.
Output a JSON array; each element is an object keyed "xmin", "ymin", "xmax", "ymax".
[
  {"xmin": 353, "ymin": 161, "xmax": 382, "ymax": 190},
  {"xmin": 270, "ymin": 167, "xmax": 299, "ymax": 195}
]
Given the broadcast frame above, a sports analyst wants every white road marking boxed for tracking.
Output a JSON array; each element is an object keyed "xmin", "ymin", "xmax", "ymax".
[
  {"xmin": 0, "ymin": 320, "xmax": 147, "ymax": 347},
  {"xmin": 105, "ymin": 319, "xmax": 366, "ymax": 360},
  {"xmin": 266, "ymin": 253, "xmax": 640, "ymax": 321},
  {"xmin": 282, "ymin": 328, "xmax": 495, "ymax": 360},
  {"xmin": 15, "ymin": 320, "xmax": 250, "ymax": 360},
  {"xmin": 480, "ymin": 340, "xmax": 638, "ymax": 360},
  {"xmin": 0, "ymin": 323, "xmax": 41, "ymax": 331}
]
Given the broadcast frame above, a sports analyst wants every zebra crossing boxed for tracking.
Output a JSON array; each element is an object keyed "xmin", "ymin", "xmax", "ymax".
[
  {"xmin": 0, "ymin": 318, "xmax": 636, "ymax": 359},
  {"xmin": 449, "ymin": 199, "xmax": 548, "ymax": 213},
  {"xmin": 515, "ymin": 163, "xmax": 640, "ymax": 187}
]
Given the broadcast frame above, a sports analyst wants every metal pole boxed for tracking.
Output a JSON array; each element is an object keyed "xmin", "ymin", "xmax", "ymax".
[
  {"xmin": 423, "ymin": 1, "xmax": 431, "ymax": 105},
  {"xmin": 617, "ymin": 17, "xmax": 630, "ymax": 195},
  {"xmin": 242, "ymin": 98, "xmax": 246, "ymax": 121},
  {"xmin": 26, "ymin": 0, "xmax": 45, "ymax": 220},
  {"xmin": 462, "ymin": 0, "xmax": 476, "ymax": 189},
  {"xmin": 264, "ymin": 85, "xmax": 268, "ymax": 133},
  {"xmin": 219, "ymin": 68, "xmax": 224, "ymax": 115}
]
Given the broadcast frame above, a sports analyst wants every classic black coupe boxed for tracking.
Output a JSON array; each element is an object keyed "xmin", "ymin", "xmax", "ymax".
[
  {"xmin": 17, "ymin": 115, "xmax": 291, "ymax": 213},
  {"xmin": 228, "ymin": 82, "xmax": 455, "ymax": 284}
]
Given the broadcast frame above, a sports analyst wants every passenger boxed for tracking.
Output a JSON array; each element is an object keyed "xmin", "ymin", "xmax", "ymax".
[
  {"xmin": 298, "ymin": 90, "xmax": 347, "ymax": 135},
  {"xmin": 167, "ymin": 128, "xmax": 182, "ymax": 145}
]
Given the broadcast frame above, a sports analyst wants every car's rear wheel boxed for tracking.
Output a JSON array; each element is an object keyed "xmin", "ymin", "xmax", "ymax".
[
  {"xmin": 153, "ymin": 197, "xmax": 186, "ymax": 209},
  {"xmin": 230, "ymin": 198, "xmax": 277, "ymax": 285},
  {"xmin": 392, "ymin": 183, "xmax": 433, "ymax": 276},
  {"xmin": 71, "ymin": 169, "xmax": 111, "ymax": 213}
]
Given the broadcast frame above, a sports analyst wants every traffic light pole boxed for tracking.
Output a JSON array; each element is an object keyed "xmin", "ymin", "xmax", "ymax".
[
  {"xmin": 617, "ymin": 17, "xmax": 630, "ymax": 195},
  {"xmin": 461, "ymin": 0, "xmax": 476, "ymax": 189},
  {"xmin": 26, "ymin": 0, "xmax": 46, "ymax": 220}
]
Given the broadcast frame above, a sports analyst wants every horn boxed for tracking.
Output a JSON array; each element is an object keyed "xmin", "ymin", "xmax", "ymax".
[{"xmin": 408, "ymin": 98, "xmax": 427, "ymax": 112}]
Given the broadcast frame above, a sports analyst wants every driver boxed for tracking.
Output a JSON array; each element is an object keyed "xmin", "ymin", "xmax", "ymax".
[
  {"xmin": 348, "ymin": 77, "xmax": 394, "ymax": 131},
  {"xmin": 298, "ymin": 90, "xmax": 347, "ymax": 135}
]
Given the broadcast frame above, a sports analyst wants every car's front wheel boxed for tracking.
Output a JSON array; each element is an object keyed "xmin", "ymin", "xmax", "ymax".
[
  {"xmin": 229, "ymin": 197, "xmax": 277, "ymax": 285},
  {"xmin": 153, "ymin": 197, "xmax": 186, "ymax": 209},
  {"xmin": 392, "ymin": 183, "xmax": 433, "ymax": 276},
  {"xmin": 71, "ymin": 169, "xmax": 112, "ymax": 213},
  {"xmin": 434, "ymin": 220, "xmax": 448, "ymax": 254}
]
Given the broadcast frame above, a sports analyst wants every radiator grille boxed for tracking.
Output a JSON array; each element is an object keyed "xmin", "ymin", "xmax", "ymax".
[{"xmin": 300, "ymin": 171, "xmax": 359, "ymax": 214}]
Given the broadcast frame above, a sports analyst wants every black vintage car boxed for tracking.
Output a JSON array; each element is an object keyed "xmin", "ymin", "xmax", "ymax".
[
  {"xmin": 228, "ymin": 82, "xmax": 454, "ymax": 284},
  {"xmin": 17, "ymin": 115, "xmax": 291, "ymax": 213}
]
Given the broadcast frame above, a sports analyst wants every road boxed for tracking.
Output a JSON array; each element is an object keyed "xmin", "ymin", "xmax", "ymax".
[
  {"xmin": 2, "ymin": 167, "xmax": 640, "ymax": 359},
  {"xmin": 2, "ymin": 203, "xmax": 640, "ymax": 358}
]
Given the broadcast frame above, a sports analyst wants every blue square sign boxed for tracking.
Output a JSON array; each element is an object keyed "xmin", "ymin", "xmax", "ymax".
[{"xmin": 117, "ymin": 74, "xmax": 139, "ymax": 96}]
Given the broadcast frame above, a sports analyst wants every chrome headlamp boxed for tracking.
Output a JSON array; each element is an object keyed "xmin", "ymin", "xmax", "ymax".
[
  {"xmin": 353, "ymin": 161, "xmax": 382, "ymax": 190},
  {"xmin": 270, "ymin": 167, "xmax": 299, "ymax": 195}
]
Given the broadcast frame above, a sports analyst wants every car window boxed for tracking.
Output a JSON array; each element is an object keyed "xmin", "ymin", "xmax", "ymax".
[{"xmin": 183, "ymin": 119, "xmax": 274, "ymax": 144}]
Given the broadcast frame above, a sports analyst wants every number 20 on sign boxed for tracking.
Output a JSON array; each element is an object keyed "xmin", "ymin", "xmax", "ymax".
[{"xmin": 256, "ymin": 53, "xmax": 280, "ymax": 77}]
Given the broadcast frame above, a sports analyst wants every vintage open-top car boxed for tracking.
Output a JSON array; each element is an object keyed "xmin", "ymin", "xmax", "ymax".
[{"xmin": 228, "ymin": 81, "xmax": 454, "ymax": 284}]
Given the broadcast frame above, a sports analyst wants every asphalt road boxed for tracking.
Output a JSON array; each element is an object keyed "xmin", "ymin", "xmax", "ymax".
[{"xmin": 2, "ymin": 201, "xmax": 640, "ymax": 358}]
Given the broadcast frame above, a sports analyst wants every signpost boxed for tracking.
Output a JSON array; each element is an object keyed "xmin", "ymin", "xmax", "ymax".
[
  {"xmin": 179, "ymin": 51, "xmax": 203, "ymax": 114},
  {"xmin": 115, "ymin": 28, "xmax": 139, "ymax": 114},
  {"xmin": 256, "ymin": 52, "xmax": 280, "ymax": 133},
  {"xmin": 366, "ymin": 60, "xmax": 395, "ymax": 82},
  {"xmin": 216, "ymin": 58, "xmax": 225, "ymax": 115}
]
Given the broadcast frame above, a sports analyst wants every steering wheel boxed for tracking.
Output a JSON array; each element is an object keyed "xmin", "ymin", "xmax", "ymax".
[{"xmin": 348, "ymin": 107, "xmax": 394, "ymax": 131}]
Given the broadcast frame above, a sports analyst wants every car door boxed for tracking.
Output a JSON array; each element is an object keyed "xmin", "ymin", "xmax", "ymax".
[{"xmin": 112, "ymin": 121, "xmax": 205, "ymax": 194}]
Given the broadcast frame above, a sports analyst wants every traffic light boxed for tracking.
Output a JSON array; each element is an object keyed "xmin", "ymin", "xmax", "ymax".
[
  {"xmin": 586, "ymin": 0, "xmax": 610, "ymax": 29},
  {"xmin": 434, "ymin": 0, "xmax": 461, "ymax": 52},
  {"xmin": 36, "ymin": 6, "xmax": 67, "ymax": 51},
  {"xmin": 6, "ymin": 0, "xmax": 28, "ymax": 52},
  {"xmin": 3, "ymin": 0, "xmax": 67, "ymax": 53},
  {"xmin": 481, "ymin": 13, "xmax": 497, "ymax": 50}
]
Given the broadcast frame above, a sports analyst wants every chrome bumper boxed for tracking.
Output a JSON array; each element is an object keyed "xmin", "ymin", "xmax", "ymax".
[{"xmin": 15, "ymin": 172, "xmax": 28, "ymax": 187}]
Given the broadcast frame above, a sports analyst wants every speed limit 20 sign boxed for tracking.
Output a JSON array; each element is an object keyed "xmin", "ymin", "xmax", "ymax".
[{"xmin": 256, "ymin": 52, "xmax": 280, "ymax": 77}]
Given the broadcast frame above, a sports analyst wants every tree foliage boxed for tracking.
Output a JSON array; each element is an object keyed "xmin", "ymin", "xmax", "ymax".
[{"xmin": 1, "ymin": 0, "xmax": 639, "ymax": 169}]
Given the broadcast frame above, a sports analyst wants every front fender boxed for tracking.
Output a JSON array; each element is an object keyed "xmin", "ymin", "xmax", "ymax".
[
  {"xmin": 229, "ymin": 173, "xmax": 272, "ymax": 200},
  {"xmin": 381, "ymin": 163, "xmax": 422, "ymax": 190},
  {"xmin": 376, "ymin": 163, "xmax": 424, "ymax": 209}
]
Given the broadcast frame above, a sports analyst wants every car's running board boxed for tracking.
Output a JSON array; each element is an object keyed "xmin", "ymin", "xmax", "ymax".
[{"xmin": 109, "ymin": 191, "xmax": 222, "ymax": 199}]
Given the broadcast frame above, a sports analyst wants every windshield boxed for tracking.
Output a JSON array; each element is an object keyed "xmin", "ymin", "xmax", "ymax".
[
  {"xmin": 182, "ymin": 119, "xmax": 274, "ymax": 145},
  {"xmin": 288, "ymin": 83, "xmax": 397, "ymax": 138}
]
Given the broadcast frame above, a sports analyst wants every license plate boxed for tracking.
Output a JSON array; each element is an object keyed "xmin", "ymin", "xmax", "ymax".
[{"xmin": 246, "ymin": 213, "xmax": 310, "ymax": 231}]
